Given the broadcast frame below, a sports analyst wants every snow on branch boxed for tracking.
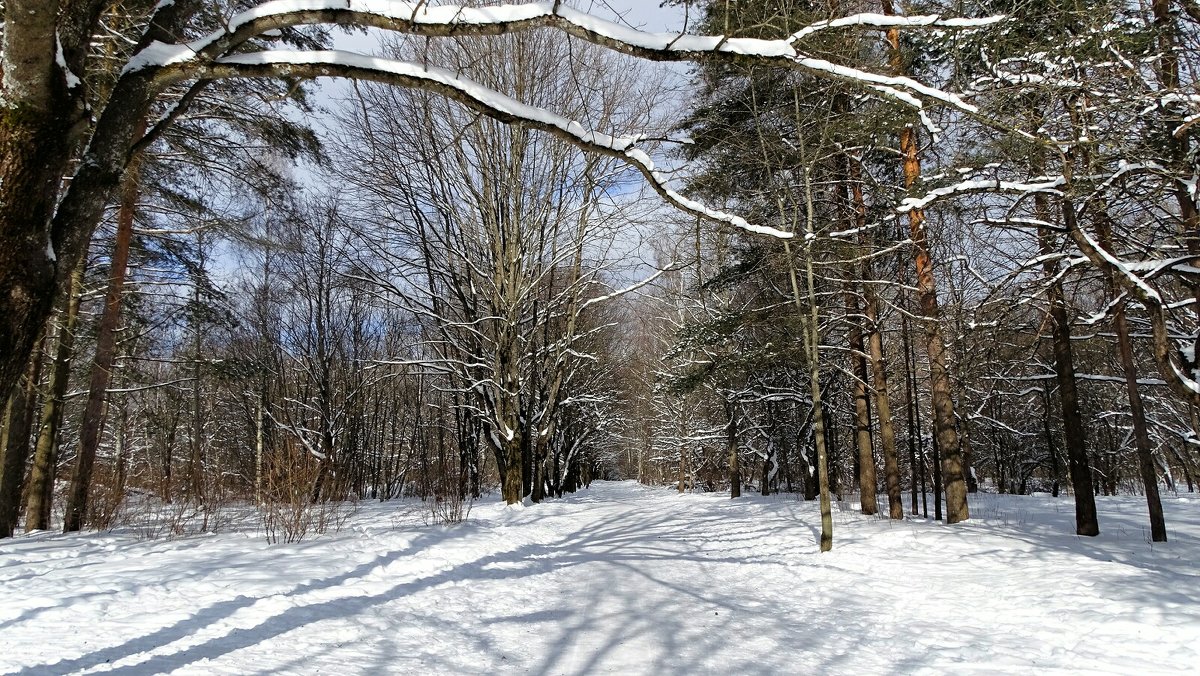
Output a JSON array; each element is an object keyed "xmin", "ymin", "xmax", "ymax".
[
  {"xmin": 579, "ymin": 265, "xmax": 678, "ymax": 311},
  {"xmin": 897, "ymin": 177, "xmax": 1066, "ymax": 212},
  {"xmin": 125, "ymin": 1, "xmax": 991, "ymax": 116},
  {"xmin": 193, "ymin": 50, "xmax": 794, "ymax": 239},
  {"xmin": 786, "ymin": 12, "xmax": 1004, "ymax": 44},
  {"xmin": 113, "ymin": 2, "xmax": 1010, "ymax": 241}
]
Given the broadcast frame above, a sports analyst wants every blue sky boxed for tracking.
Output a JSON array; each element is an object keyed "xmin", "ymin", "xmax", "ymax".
[{"xmin": 591, "ymin": 0, "xmax": 685, "ymax": 32}]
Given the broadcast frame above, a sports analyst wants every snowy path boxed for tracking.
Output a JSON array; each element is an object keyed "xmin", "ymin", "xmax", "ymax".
[{"xmin": 2, "ymin": 481, "xmax": 1198, "ymax": 674}]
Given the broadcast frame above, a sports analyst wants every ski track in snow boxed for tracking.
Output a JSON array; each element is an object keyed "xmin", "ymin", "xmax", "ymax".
[{"xmin": 1, "ymin": 481, "xmax": 1198, "ymax": 674}]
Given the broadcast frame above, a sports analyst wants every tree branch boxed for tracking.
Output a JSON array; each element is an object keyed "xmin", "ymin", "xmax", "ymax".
[{"xmin": 189, "ymin": 50, "xmax": 794, "ymax": 239}]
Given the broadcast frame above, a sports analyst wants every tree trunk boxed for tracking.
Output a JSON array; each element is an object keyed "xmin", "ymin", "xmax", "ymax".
[
  {"xmin": 0, "ymin": 351, "xmax": 45, "ymax": 538},
  {"xmin": 811, "ymin": 380, "xmax": 834, "ymax": 552},
  {"xmin": 0, "ymin": 99, "xmax": 70, "ymax": 409},
  {"xmin": 882, "ymin": 0, "xmax": 968, "ymax": 524},
  {"xmin": 1038, "ymin": 194, "xmax": 1099, "ymax": 536},
  {"xmin": 847, "ymin": 291, "xmax": 878, "ymax": 515},
  {"xmin": 1151, "ymin": 0, "xmax": 1200, "ymax": 385},
  {"xmin": 864, "ymin": 277, "xmax": 903, "ymax": 519},
  {"xmin": 932, "ymin": 421, "xmax": 943, "ymax": 522},
  {"xmin": 499, "ymin": 431, "xmax": 524, "ymax": 505},
  {"xmin": 1042, "ymin": 387, "xmax": 1061, "ymax": 497},
  {"xmin": 678, "ymin": 440, "xmax": 688, "ymax": 493},
  {"xmin": 960, "ymin": 417, "xmax": 979, "ymax": 493},
  {"xmin": 851, "ymin": 151, "xmax": 902, "ymax": 518},
  {"xmin": 784, "ymin": 162, "xmax": 833, "ymax": 550},
  {"xmin": 909, "ymin": 196, "xmax": 969, "ymax": 523},
  {"xmin": 64, "ymin": 147, "xmax": 141, "ymax": 533},
  {"xmin": 1115, "ymin": 307, "xmax": 1166, "ymax": 540},
  {"xmin": 26, "ymin": 265, "xmax": 85, "ymax": 531},
  {"xmin": 761, "ymin": 445, "xmax": 773, "ymax": 497},
  {"xmin": 1097, "ymin": 218, "xmax": 1167, "ymax": 541},
  {"xmin": 114, "ymin": 404, "xmax": 129, "ymax": 498},
  {"xmin": 255, "ymin": 387, "xmax": 266, "ymax": 504},
  {"xmin": 727, "ymin": 402, "xmax": 742, "ymax": 499},
  {"xmin": 1050, "ymin": 298, "xmax": 1096, "ymax": 535},
  {"xmin": 189, "ymin": 236, "xmax": 207, "ymax": 506},
  {"xmin": 902, "ymin": 312, "xmax": 920, "ymax": 516}
]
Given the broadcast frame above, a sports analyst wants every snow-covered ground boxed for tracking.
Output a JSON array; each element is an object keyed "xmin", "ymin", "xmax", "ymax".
[{"xmin": 1, "ymin": 481, "xmax": 1197, "ymax": 674}]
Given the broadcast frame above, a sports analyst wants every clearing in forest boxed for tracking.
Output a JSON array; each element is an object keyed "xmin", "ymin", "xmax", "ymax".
[{"xmin": 1, "ymin": 481, "xmax": 1198, "ymax": 674}]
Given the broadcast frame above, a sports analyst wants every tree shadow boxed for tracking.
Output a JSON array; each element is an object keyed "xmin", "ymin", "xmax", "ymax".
[
  {"xmin": 8, "ymin": 491, "xmax": 870, "ymax": 675},
  {"xmin": 6, "ymin": 485, "xmax": 1197, "ymax": 674}
]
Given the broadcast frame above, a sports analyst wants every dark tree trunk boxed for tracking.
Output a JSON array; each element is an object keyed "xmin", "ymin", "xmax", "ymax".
[
  {"xmin": 0, "ymin": 108, "xmax": 69, "ymax": 410},
  {"xmin": 847, "ymin": 292, "xmax": 877, "ymax": 515},
  {"xmin": 499, "ymin": 434, "xmax": 524, "ymax": 505},
  {"xmin": 866, "ymin": 287, "xmax": 903, "ymax": 519},
  {"xmin": 728, "ymin": 402, "xmax": 741, "ymax": 499},
  {"xmin": 1097, "ymin": 218, "xmax": 1167, "ymax": 541},
  {"xmin": 1039, "ymin": 209, "xmax": 1099, "ymax": 536},
  {"xmin": 1, "ymin": 2, "xmax": 190, "ymax": 408},
  {"xmin": 960, "ymin": 418, "xmax": 978, "ymax": 493},
  {"xmin": 63, "ymin": 157, "xmax": 140, "ymax": 533},
  {"xmin": 902, "ymin": 313, "xmax": 920, "ymax": 516},
  {"xmin": 26, "ymin": 265, "xmax": 84, "ymax": 531},
  {"xmin": 1042, "ymin": 387, "xmax": 1062, "ymax": 498},
  {"xmin": 0, "ymin": 351, "xmax": 45, "ymax": 538},
  {"xmin": 803, "ymin": 431, "xmax": 818, "ymax": 502},
  {"xmin": 678, "ymin": 440, "xmax": 688, "ymax": 493},
  {"xmin": 932, "ymin": 422, "xmax": 943, "ymax": 522}
]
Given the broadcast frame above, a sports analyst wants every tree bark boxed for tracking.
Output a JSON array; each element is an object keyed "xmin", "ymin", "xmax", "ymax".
[
  {"xmin": 500, "ymin": 435, "xmax": 524, "ymax": 505},
  {"xmin": 25, "ymin": 264, "xmax": 85, "ymax": 531},
  {"xmin": 902, "ymin": 311, "xmax": 921, "ymax": 516},
  {"xmin": 63, "ymin": 143, "xmax": 142, "ymax": 533},
  {"xmin": 784, "ymin": 163, "xmax": 833, "ymax": 551},
  {"xmin": 1151, "ymin": 0, "xmax": 1200, "ymax": 385},
  {"xmin": 847, "ymin": 156, "xmax": 904, "ymax": 519},
  {"xmin": 0, "ymin": 350, "xmax": 45, "ymax": 538},
  {"xmin": 1035, "ymin": 181, "xmax": 1099, "ymax": 536},
  {"xmin": 867, "ymin": 293, "xmax": 903, "ymax": 519},
  {"xmin": 0, "ymin": 0, "xmax": 77, "ymax": 406},
  {"xmin": 847, "ymin": 290, "xmax": 877, "ymax": 515},
  {"xmin": 1114, "ymin": 302, "xmax": 1167, "ymax": 541},
  {"xmin": 1047, "ymin": 282, "xmax": 1097, "ymax": 535},
  {"xmin": 1097, "ymin": 218, "xmax": 1167, "ymax": 541},
  {"xmin": 0, "ymin": 2, "xmax": 193, "ymax": 405},
  {"xmin": 883, "ymin": 0, "xmax": 968, "ymax": 523},
  {"xmin": 728, "ymin": 402, "xmax": 741, "ymax": 499},
  {"xmin": 932, "ymin": 420, "xmax": 943, "ymax": 521},
  {"xmin": 678, "ymin": 439, "xmax": 688, "ymax": 493}
]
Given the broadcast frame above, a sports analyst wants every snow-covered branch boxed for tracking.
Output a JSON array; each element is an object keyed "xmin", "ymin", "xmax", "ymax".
[
  {"xmin": 112, "ymin": 2, "xmax": 1009, "ymax": 242},
  {"xmin": 128, "ymin": 0, "xmax": 996, "ymax": 121},
  {"xmin": 186, "ymin": 50, "xmax": 793, "ymax": 239},
  {"xmin": 787, "ymin": 12, "xmax": 1004, "ymax": 44},
  {"xmin": 898, "ymin": 177, "xmax": 1066, "ymax": 212}
]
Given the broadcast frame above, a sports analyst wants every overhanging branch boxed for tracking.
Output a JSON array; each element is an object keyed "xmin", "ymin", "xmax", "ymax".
[{"xmin": 182, "ymin": 50, "xmax": 794, "ymax": 239}]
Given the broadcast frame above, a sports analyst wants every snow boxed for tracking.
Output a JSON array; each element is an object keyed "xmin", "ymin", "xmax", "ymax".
[
  {"xmin": 120, "ymin": 1, "xmax": 986, "ymax": 118},
  {"xmin": 2, "ymin": 481, "xmax": 1197, "ymax": 674},
  {"xmin": 899, "ymin": 177, "xmax": 1066, "ymax": 212},
  {"xmin": 55, "ymin": 34, "xmax": 82, "ymax": 90},
  {"xmin": 787, "ymin": 13, "xmax": 1004, "ymax": 44}
]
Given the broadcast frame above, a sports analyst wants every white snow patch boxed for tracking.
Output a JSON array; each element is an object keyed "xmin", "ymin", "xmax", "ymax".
[
  {"xmin": 55, "ymin": 34, "xmax": 82, "ymax": 89},
  {"xmin": 1, "ymin": 482, "xmax": 1197, "ymax": 674}
]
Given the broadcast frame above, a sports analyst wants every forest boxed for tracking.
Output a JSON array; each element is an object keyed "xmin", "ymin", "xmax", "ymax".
[{"xmin": 3, "ymin": 0, "xmax": 1195, "ymax": 546}]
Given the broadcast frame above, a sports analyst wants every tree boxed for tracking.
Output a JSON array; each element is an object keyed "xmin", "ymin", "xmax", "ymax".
[
  {"xmin": 332, "ymin": 28, "xmax": 661, "ymax": 504},
  {"xmin": 0, "ymin": 0, "xmax": 1005, "ymax": 410}
]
